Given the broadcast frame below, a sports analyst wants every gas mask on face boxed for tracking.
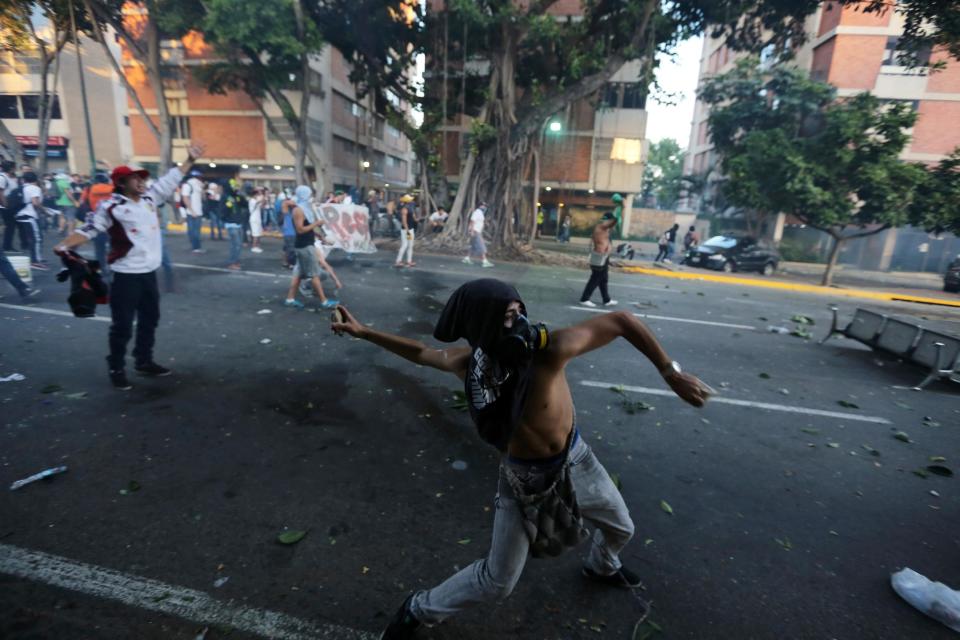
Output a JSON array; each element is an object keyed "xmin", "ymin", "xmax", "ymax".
[{"xmin": 497, "ymin": 314, "xmax": 549, "ymax": 367}]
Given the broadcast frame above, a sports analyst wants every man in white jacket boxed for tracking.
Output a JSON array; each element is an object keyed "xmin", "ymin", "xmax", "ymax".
[{"xmin": 55, "ymin": 142, "xmax": 205, "ymax": 390}]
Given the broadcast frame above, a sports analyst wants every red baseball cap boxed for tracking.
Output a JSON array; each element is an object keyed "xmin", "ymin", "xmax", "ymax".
[{"xmin": 110, "ymin": 165, "xmax": 150, "ymax": 187}]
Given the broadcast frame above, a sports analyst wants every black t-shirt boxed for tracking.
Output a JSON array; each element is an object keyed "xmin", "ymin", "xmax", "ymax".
[
  {"xmin": 667, "ymin": 227, "xmax": 678, "ymax": 243},
  {"xmin": 293, "ymin": 207, "xmax": 315, "ymax": 248}
]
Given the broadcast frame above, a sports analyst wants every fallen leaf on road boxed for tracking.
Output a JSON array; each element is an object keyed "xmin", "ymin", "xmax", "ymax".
[
  {"xmin": 277, "ymin": 530, "xmax": 308, "ymax": 545},
  {"xmin": 791, "ymin": 326, "xmax": 812, "ymax": 339},
  {"xmin": 119, "ymin": 480, "xmax": 141, "ymax": 495},
  {"xmin": 927, "ymin": 465, "xmax": 953, "ymax": 478},
  {"xmin": 837, "ymin": 400, "xmax": 859, "ymax": 409},
  {"xmin": 609, "ymin": 472, "xmax": 622, "ymax": 491},
  {"xmin": 893, "ymin": 431, "xmax": 912, "ymax": 443},
  {"xmin": 774, "ymin": 537, "xmax": 793, "ymax": 551},
  {"xmin": 64, "ymin": 392, "xmax": 87, "ymax": 399},
  {"xmin": 913, "ymin": 469, "xmax": 930, "ymax": 479},
  {"xmin": 660, "ymin": 500, "xmax": 673, "ymax": 515},
  {"xmin": 758, "ymin": 373, "xmax": 771, "ymax": 379},
  {"xmin": 930, "ymin": 456, "xmax": 946, "ymax": 463},
  {"xmin": 644, "ymin": 539, "xmax": 654, "ymax": 546},
  {"xmin": 801, "ymin": 428, "xmax": 820, "ymax": 435},
  {"xmin": 457, "ymin": 538, "xmax": 471, "ymax": 545},
  {"xmin": 791, "ymin": 315, "xmax": 815, "ymax": 325}
]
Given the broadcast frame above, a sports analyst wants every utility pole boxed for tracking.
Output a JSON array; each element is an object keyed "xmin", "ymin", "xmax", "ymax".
[{"xmin": 69, "ymin": 0, "xmax": 97, "ymax": 174}]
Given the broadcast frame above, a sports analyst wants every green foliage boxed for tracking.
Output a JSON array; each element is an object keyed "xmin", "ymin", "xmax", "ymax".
[
  {"xmin": 468, "ymin": 121, "xmax": 496, "ymax": 155},
  {"xmin": 642, "ymin": 138, "xmax": 685, "ymax": 210},
  {"xmin": 700, "ymin": 61, "xmax": 927, "ymax": 236},
  {"xmin": 911, "ymin": 149, "xmax": 960, "ymax": 235}
]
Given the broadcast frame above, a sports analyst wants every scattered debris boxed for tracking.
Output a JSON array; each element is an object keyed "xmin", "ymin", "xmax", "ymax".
[
  {"xmin": 913, "ymin": 469, "xmax": 930, "ymax": 479},
  {"xmin": 927, "ymin": 465, "xmax": 953, "ymax": 478},
  {"xmin": 930, "ymin": 456, "xmax": 947, "ymax": 463},
  {"xmin": 119, "ymin": 480, "xmax": 141, "ymax": 495},
  {"xmin": 790, "ymin": 326, "xmax": 813, "ymax": 340},
  {"xmin": 758, "ymin": 373, "xmax": 771, "ymax": 379},
  {"xmin": 893, "ymin": 431, "xmax": 912, "ymax": 443},
  {"xmin": 861, "ymin": 445, "xmax": 881, "ymax": 457},
  {"xmin": 256, "ymin": 309, "xmax": 272, "ymax": 315},
  {"xmin": 609, "ymin": 473, "xmax": 622, "ymax": 491},
  {"xmin": 837, "ymin": 400, "xmax": 860, "ymax": 409},
  {"xmin": 894, "ymin": 401, "xmax": 911, "ymax": 410},
  {"xmin": 610, "ymin": 386, "xmax": 654, "ymax": 414},
  {"xmin": 930, "ymin": 490, "xmax": 941, "ymax": 498},
  {"xmin": 778, "ymin": 388, "xmax": 790, "ymax": 396},
  {"xmin": 213, "ymin": 577, "xmax": 229, "ymax": 588},
  {"xmin": 64, "ymin": 392, "xmax": 87, "ymax": 400},
  {"xmin": 277, "ymin": 530, "xmax": 308, "ymax": 545},
  {"xmin": 449, "ymin": 390, "xmax": 468, "ymax": 412},
  {"xmin": 826, "ymin": 442, "xmax": 840, "ymax": 448},
  {"xmin": 10, "ymin": 465, "xmax": 68, "ymax": 491},
  {"xmin": 0, "ymin": 373, "xmax": 25, "ymax": 382},
  {"xmin": 259, "ymin": 338, "xmax": 272, "ymax": 345},
  {"xmin": 922, "ymin": 417, "xmax": 941, "ymax": 427},
  {"xmin": 774, "ymin": 537, "xmax": 793, "ymax": 551},
  {"xmin": 891, "ymin": 568, "xmax": 960, "ymax": 633},
  {"xmin": 451, "ymin": 460, "xmax": 468, "ymax": 471},
  {"xmin": 801, "ymin": 428, "xmax": 820, "ymax": 435},
  {"xmin": 457, "ymin": 539, "xmax": 471, "ymax": 545},
  {"xmin": 659, "ymin": 500, "xmax": 673, "ymax": 516},
  {"xmin": 767, "ymin": 326, "xmax": 790, "ymax": 335},
  {"xmin": 791, "ymin": 315, "xmax": 815, "ymax": 325}
]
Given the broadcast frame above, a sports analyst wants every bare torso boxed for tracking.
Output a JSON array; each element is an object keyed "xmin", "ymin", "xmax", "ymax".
[
  {"xmin": 591, "ymin": 223, "xmax": 612, "ymax": 255},
  {"xmin": 508, "ymin": 359, "xmax": 575, "ymax": 458}
]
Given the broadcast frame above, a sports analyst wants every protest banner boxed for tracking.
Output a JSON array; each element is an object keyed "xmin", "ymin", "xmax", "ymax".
[{"xmin": 314, "ymin": 203, "xmax": 375, "ymax": 254}]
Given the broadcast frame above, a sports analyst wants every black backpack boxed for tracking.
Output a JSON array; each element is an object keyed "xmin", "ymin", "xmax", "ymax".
[{"xmin": 5, "ymin": 184, "xmax": 25, "ymax": 215}]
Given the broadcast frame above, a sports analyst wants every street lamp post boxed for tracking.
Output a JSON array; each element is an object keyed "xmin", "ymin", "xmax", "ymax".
[{"xmin": 361, "ymin": 160, "xmax": 370, "ymax": 196}]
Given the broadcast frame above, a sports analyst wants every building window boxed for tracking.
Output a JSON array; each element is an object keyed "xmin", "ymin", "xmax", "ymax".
[
  {"xmin": 372, "ymin": 117, "xmax": 384, "ymax": 138},
  {"xmin": 0, "ymin": 95, "xmax": 19, "ymax": 118},
  {"xmin": 20, "ymin": 95, "xmax": 62, "ymax": 120},
  {"xmin": 599, "ymin": 82, "xmax": 646, "ymax": 110},
  {"xmin": 882, "ymin": 37, "xmax": 900, "ymax": 65},
  {"xmin": 170, "ymin": 116, "xmax": 191, "ymax": 140},
  {"xmin": 386, "ymin": 122, "xmax": 401, "ymax": 138},
  {"xmin": 308, "ymin": 70, "xmax": 323, "ymax": 95},
  {"xmin": 123, "ymin": 115, "xmax": 130, "ymax": 126}
]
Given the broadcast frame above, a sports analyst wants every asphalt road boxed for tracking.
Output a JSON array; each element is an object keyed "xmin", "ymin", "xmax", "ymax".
[{"xmin": 1, "ymin": 233, "xmax": 959, "ymax": 640}]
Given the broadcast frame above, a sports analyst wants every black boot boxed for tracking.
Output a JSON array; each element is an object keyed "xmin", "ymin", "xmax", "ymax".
[{"xmin": 380, "ymin": 594, "xmax": 420, "ymax": 640}]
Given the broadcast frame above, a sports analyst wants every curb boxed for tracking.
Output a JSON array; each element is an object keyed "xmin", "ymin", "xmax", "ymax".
[{"xmin": 621, "ymin": 266, "xmax": 960, "ymax": 309}]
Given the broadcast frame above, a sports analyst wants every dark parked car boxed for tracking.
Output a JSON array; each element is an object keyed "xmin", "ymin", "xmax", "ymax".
[
  {"xmin": 684, "ymin": 234, "xmax": 780, "ymax": 275},
  {"xmin": 944, "ymin": 257, "xmax": 960, "ymax": 293}
]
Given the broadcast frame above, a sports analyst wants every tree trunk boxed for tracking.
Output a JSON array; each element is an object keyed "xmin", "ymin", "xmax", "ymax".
[
  {"xmin": 36, "ymin": 48, "xmax": 52, "ymax": 175},
  {"xmin": 821, "ymin": 232, "xmax": 843, "ymax": 286},
  {"xmin": 0, "ymin": 119, "xmax": 25, "ymax": 164},
  {"xmin": 144, "ymin": 6, "xmax": 172, "ymax": 172},
  {"xmin": 293, "ymin": 0, "xmax": 310, "ymax": 185},
  {"xmin": 84, "ymin": 0, "xmax": 160, "ymax": 142},
  {"xmin": 529, "ymin": 142, "xmax": 540, "ymax": 245}
]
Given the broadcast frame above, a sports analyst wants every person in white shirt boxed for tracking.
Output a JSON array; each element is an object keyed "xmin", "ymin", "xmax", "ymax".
[
  {"xmin": 429, "ymin": 207, "xmax": 448, "ymax": 233},
  {"xmin": 55, "ymin": 142, "xmax": 206, "ymax": 390},
  {"xmin": 463, "ymin": 202, "xmax": 493, "ymax": 268},
  {"xmin": 1, "ymin": 160, "xmax": 18, "ymax": 251},
  {"xmin": 248, "ymin": 187, "xmax": 265, "ymax": 253},
  {"xmin": 180, "ymin": 170, "xmax": 205, "ymax": 253},
  {"xmin": 206, "ymin": 180, "xmax": 223, "ymax": 240},
  {"xmin": 15, "ymin": 172, "xmax": 48, "ymax": 270}
]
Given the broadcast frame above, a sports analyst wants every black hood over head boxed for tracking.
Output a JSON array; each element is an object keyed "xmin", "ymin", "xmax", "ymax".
[
  {"xmin": 433, "ymin": 278, "xmax": 526, "ymax": 351},
  {"xmin": 433, "ymin": 279, "xmax": 531, "ymax": 452}
]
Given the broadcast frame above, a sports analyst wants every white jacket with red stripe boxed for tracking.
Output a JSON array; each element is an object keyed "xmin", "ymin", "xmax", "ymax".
[{"xmin": 77, "ymin": 167, "xmax": 183, "ymax": 274}]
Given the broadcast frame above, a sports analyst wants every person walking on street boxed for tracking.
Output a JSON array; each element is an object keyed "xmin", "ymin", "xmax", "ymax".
[
  {"xmin": 248, "ymin": 187, "xmax": 265, "ymax": 253},
  {"xmin": 1, "ymin": 161, "xmax": 19, "ymax": 251},
  {"xmin": 664, "ymin": 223, "xmax": 679, "ymax": 263},
  {"xmin": 15, "ymin": 172, "xmax": 49, "ymax": 270},
  {"xmin": 221, "ymin": 183, "xmax": 244, "ymax": 270},
  {"xmin": 279, "ymin": 194, "xmax": 296, "ymax": 269},
  {"xmin": 463, "ymin": 203, "xmax": 493, "ymax": 268},
  {"xmin": 84, "ymin": 174, "xmax": 115, "ymax": 272},
  {"xmin": 682, "ymin": 225, "xmax": 699, "ymax": 255},
  {"xmin": 579, "ymin": 212, "xmax": 618, "ymax": 307},
  {"xmin": 54, "ymin": 142, "xmax": 206, "ymax": 390},
  {"xmin": 284, "ymin": 185, "xmax": 338, "ymax": 310},
  {"xmin": 394, "ymin": 194, "xmax": 417, "ymax": 268},
  {"xmin": 181, "ymin": 170, "xmax": 205, "ymax": 253},
  {"xmin": 331, "ymin": 279, "xmax": 713, "ymax": 640},
  {"xmin": 205, "ymin": 181, "xmax": 223, "ymax": 240}
]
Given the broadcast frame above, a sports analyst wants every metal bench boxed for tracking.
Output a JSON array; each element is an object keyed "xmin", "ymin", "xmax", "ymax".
[{"xmin": 821, "ymin": 305, "xmax": 960, "ymax": 390}]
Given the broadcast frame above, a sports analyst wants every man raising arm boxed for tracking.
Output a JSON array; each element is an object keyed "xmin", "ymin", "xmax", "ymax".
[{"xmin": 332, "ymin": 278, "xmax": 711, "ymax": 639}]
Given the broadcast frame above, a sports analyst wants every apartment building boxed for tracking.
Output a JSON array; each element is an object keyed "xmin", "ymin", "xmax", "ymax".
[
  {"xmin": 0, "ymin": 25, "xmax": 132, "ymax": 173},
  {"xmin": 432, "ymin": 0, "xmax": 648, "ymax": 235},
  {"xmin": 122, "ymin": 14, "xmax": 415, "ymax": 194},
  {"xmin": 681, "ymin": 2, "xmax": 960, "ymax": 272}
]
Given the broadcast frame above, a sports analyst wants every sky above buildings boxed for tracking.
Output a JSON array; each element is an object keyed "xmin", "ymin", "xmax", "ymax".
[{"xmin": 645, "ymin": 36, "xmax": 704, "ymax": 150}]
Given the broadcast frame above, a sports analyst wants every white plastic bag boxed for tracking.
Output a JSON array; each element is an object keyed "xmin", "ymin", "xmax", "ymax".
[{"xmin": 891, "ymin": 568, "xmax": 960, "ymax": 633}]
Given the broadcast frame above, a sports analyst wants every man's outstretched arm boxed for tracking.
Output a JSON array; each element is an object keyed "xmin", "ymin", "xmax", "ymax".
[
  {"xmin": 545, "ymin": 310, "xmax": 713, "ymax": 407},
  {"xmin": 331, "ymin": 305, "xmax": 470, "ymax": 378}
]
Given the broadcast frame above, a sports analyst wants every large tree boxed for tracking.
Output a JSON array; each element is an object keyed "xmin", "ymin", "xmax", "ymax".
[
  {"xmin": 641, "ymin": 138, "xmax": 685, "ymax": 210},
  {"xmin": 701, "ymin": 59, "xmax": 928, "ymax": 286},
  {"xmin": 911, "ymin": 149, "xmax": 960, "ymax": 236},
  {"xmin": 313, "ymin": 0, "xmax": 841, "ymax": 254}
]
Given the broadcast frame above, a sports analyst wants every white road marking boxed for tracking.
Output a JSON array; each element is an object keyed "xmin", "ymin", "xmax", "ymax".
[
  {"xmin": 0, "ymin": 302, "xmax": 110, "ymax": 323},
  {"xmin": 172, "ymin": 263, "xmax": 283, "ymax": 279},
  {"xmin": 564, "ymin": 278, "xmax": 684, "ymax": 293},
  {"xmin": 0, "ymin": 543, "xmax": 375, "ymax": 640},
  {"xmin": 580, "ymin": 380, "xmax": 892, "ymax": 424},
  {"xmin": 567, "ymin": 305, "xmax": 756, "ymax": 330}
]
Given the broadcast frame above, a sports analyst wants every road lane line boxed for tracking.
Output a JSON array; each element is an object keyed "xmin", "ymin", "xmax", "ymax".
[
  {"xmin": 0, "ymin": 543, "xmax": 375, "ymax": 640},
  {"xmin": 0, "ymin": 302, "xmax": 110, "ymax": 323},
  {"xmin": 564, "ymin": 278, "xmax": 684, "ymax": 293},
  {"xmin": 172, "ymin": 263, "xmax": 284, "ymax": 278},
  {"xmin": 579, "ymin": 380, "xmax": 891, "ymax": 424},
  {"xmin": 567, "ymin": 305, "xmax": 756, "ymax": 330}
]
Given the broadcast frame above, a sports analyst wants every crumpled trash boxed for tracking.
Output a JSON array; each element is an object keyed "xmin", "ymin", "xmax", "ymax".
[
  {"xmin": 891, "ymin": 568, "xmax": 960, "ymax": 632},
  {"xmin": 768, "ymin": 325, "xmax": 790, "ymax": 335},
  {"xmin": 259, "ymin": 338, "xmax": 272, "ymax": 345},
  {"xmin": 0, "ymin": 373, "xmax": 25, "ymax": 382},
  {"xmin": 10, "ymin": 465, "xmax": 68, "ymax": 491},
  {"xmin": 213, "ymin": 576, "xmax": 229, "ymax": 588},
  {"xmin": 256, "ymin": 309, "xmax": 272, "ymax": 315}
]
